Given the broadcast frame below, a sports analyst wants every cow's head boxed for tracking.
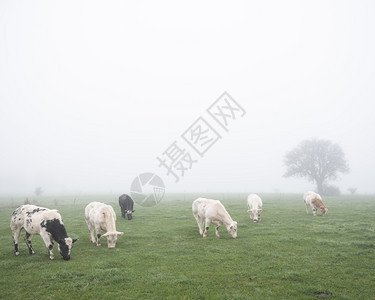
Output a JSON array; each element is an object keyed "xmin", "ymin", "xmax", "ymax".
[
  {"xmin": 58, "ymin": 237, "xmax": 77, "ymax": 260},
  {"xmin": 127, "ymin": 210, "xmax": 135, "ymax": 220},
  {"xmin": 320, "ymin": 206, "xmax": 328, "ymax": 216},
  {"xmin": 227, "ymin": 221, "xmax": 237, "ymax": 238},
  {"xmin": 248, "ymin": 208, "xmax": 262, "ymax": 222},
  {"xmin": 102, "ymin": 231, "xmax": 124, "ymax": 248}
]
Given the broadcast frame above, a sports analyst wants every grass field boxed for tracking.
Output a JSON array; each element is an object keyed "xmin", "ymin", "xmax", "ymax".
[{"xmin": 0, "ymin": 193, "xmax": 374, "ymax": 299}]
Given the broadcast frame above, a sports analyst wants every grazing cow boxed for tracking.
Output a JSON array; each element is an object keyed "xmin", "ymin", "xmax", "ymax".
[
  {"xmin": 119, "ymin": 194, "xmax": 135, "ymax": 220},
  {"xmin": 10, "ymin": 205, "xmax": 77, "ymax": 260},
  {"xmin": 304, "ymin": 191, "xmax": 328, "ymax": 216},
  {"xmin": 85, "ymin": 202, "xmax": 124, "ymax": 248},
  {"xmin": 192, "ymin": 198, "xmax": 237, "ymax": 238},
  {"xmin": 247, "ymin": 194, "xmax": 263, "ymax": 222}
]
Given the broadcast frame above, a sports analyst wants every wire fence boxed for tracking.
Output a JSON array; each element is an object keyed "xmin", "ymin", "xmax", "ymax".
[{"xmin": 0, "ymin": 192, "xmax": 253, "ymax": 210}]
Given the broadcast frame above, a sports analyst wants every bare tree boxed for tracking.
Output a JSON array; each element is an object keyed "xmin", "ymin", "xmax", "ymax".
[
  {"xmin": 348, "ymin": 187, "xmax": 357, "ymax": 195},
  {"xmin": 284, "ymin": 139, "xmax": 349, "ymax": 195}
]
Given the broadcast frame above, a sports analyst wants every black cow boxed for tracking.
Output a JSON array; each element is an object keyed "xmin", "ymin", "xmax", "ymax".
[{"xmin": 119, "ymin": 194, "xmax": 135, "ymax": 220}]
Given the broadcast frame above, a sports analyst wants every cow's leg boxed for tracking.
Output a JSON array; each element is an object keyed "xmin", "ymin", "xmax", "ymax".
[
  {"xmin": 48, "ymin": 243, "xmax": 55, "ymax": 260},
  {"xmin": 203, "ymin": 218, "xmax": 211, "ymax": 238},
  {"xmin": 215, "ymin": 226, "xmax": 220, "ymax": 238},
  {"xmin": 199, "ymin": 218, "xmax": 205, "ymax": 235},
  {"xmin": 87, "ymin": 222, "xmax": 96, "ymax": 243},
  {"xmin": 95, "ymin": 226, "xmax": 101, "ymax": 247},
  {"xmin": 121, "ymin": 207, "xmax": 126, "ymax": 218},
  {"xmin": 11, "ymin": 227, "xmax": 22, "ymax": 256},
  {"xmin": 193, "ymin": 213, "xmax": 204, "ymax": 235},
  {"xmin": 312, "ymin": 207, "xmax": 317, "ymax": 216},
  {"xmin": 25, "ymin": 232, "xmax": 35, "ymax": 255},
  {"xmin": 248, "ymin": 204, "xmax": 253, "ymax": 221},
  {"xmin": 40, "ymin": 232, "xmax": 54, "ymax": 260}
]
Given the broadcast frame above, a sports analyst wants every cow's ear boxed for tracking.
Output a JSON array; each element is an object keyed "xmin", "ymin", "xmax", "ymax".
[
  {"xmin": 116, "ymin": 231, "xmax": 124, "ymax": 236},
  {"xmin": 132, "ymin": 210, "xmax": 135, "ymax": 213},
  {"xmin": 72, "ymin": 238, "xmax": 78, "ymax": 243},
  {"xmin": 247, "ymin": 210, "xmax": 251, "ymax": 213},
  {"xmin": 102, "ymin": 232, "xmax": 109, "ymax": 238},
  {"xmin": 258, "ymin": 209, "xmax": 263, "ymax": 213}
]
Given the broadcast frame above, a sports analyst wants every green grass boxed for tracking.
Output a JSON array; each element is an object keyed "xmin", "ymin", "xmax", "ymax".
[{"xmin": 0, "ymin": 194, "xmax": 374, "ymax": 299}]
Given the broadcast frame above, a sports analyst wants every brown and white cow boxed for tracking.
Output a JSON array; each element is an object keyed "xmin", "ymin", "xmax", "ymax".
[
  {"xmin": 10, "ymin": 205, "xmax": 77, "ymax": 260},
  {"xmin": 85, "ymin": 202, "xmax": 123, "ymax": 248},
  {"xmin": 192, "ymin": 198, "xmax": 237, "ymax": 238},
  {"xmin": 303, "ymin": 191, "xmax": 328, "ymax": 216}
]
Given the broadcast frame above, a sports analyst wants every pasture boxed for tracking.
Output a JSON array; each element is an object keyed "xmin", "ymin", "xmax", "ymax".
[{"xmin": 0, "ymin": 193, "xmax": 374, "ymax": 299}]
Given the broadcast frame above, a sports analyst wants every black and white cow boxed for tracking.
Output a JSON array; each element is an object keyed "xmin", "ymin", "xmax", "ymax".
[
  {"xmin": 119, "ymin": 194, "xmax": 135, "ymax": 220},
  {"xmin": 10, "ymin": 205, "xmax": 77, "ymax": 260}
]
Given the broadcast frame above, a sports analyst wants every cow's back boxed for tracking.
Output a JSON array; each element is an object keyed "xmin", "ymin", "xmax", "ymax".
[
  {"xmin": 85, "ymin": 202, "xmax": 116, "ymax": 225},
  {"xmin": 247, "ymin": 194, "xmax": 262, "ymax": 210},
  {"xmin": 119, "ymin": 194, "xmax": 134, "ymax": 210},
  {"xmin": 11, "ymin": 205, "xmax": 53, "ymax": 223},
  {"xmin": 85, "ymin": 202, "xmax": 105, "ymax": 223},
  {"xmin": 304, "ymin": 191, "xmax": 321, "ymax": 202},
  {"xmin": 11, "ymin": 205, "xmax": 61, "ymax": 234},
  {"xmin": 206, "ymin": 201, "xmax": 228, "ymax": 220},
  {"xmin": 193, "ymin": 198, "xmax": 220, "ymax": 217},
  {"xmin": 194, "ymin": 198, "xmax": 229, "ymax": 220}
]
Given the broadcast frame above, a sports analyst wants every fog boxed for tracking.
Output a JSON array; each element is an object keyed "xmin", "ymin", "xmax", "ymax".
[{"xmin": 1, "ymin": 1, "xmax": 375, "ymax": 196}]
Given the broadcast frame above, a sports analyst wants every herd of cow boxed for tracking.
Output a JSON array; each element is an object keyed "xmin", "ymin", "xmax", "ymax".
[{"xmin": 9, "ymin": 191, "xmax": 327, "ymax": 261}]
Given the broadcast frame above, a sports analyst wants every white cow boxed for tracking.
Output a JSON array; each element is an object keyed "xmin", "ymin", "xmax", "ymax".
[
  {"xmin": 192, "ymin": 198, "xmax": 237, "ymax": 238},
  {"xmin": 10, "ymin": 205, "xmax": 77, "ymax": 260},
  {"xmin": 247, "ymin": 194, "xmax": 263, "ymax": 222},
  {"xmin": 303, "ymin": 191, "xmax": 328, "ymax": 216},
  {"xmin": 85, "ymin": 202, "xmax": 124, "ymax": 248}
]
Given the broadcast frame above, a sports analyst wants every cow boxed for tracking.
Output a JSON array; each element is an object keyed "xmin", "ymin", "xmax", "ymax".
[
  {"xmin": 10, "ymin": 205, "xmax": 77, "ymax": 260},
  {"xmin": 303, "ymin": 191, "xmax": 328, "ymax": 216},
  {"xmin": 85, "ymin": 202, "xmax": 124, "ymax": 248},
  {"xmin": 192, "ymin": 198, "xmax": 237, "ymax": 238},
  {"xmin": 247, "ymin": 194, "xmax": 263, "ymax": 222},
  {"xmin": 119, "ymin": 194, "xmax": 135, "ymax": 220}
]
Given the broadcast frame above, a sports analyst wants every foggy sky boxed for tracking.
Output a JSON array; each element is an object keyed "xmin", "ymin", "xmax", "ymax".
[{"xmin": 1, "ymin": 1, "xmax": 375, "ymax": 196}]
